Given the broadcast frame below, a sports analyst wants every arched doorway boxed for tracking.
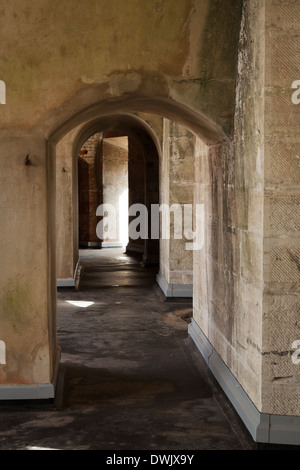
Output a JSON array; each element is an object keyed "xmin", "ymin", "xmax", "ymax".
[{"xmin": 48, "ymin": 96, "xmax": 226, "ymax": 390}]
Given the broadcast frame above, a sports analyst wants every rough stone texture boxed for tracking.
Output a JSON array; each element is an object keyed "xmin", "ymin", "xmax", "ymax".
[
  {"xmin": 261, "ymin": 0, "xmax": 300, "ymax": 415},
  {"xmin": 193, "ymin": 0, "xmax": 300, "ymax": 416},
  {"xmin": 159, "ymin": 119, "xmax": 194, "ymax": 287},
  {"xmin": 193, "ymin": 136, "xmax": 262, "ymax": 403},
  {"xmin": 193, "ymin": 0, "xmax": 265, "ymax": 411},
  {"xmin": 231, "ymin": 0, "xmax": 265, "ymax": 410}
]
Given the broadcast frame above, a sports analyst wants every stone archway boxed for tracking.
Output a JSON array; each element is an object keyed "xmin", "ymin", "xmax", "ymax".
[
  {"xmin": 55, "ymin": 113, "xmax": 163, "ymax": 289},
  {"xmin": 46, "ymin": 95, "xmax": 227, "ymax": 394}
]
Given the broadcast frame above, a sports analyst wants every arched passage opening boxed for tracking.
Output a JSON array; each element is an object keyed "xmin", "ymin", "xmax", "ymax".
[
  {"xmin": 49, "ymin": 95, "xmax": 227, "ymax": 404},
  {"xmin": 0, "ymin": 88, "xmax": 253, "ymax": 445},
  {"xmin": 49, "ymin": 96, "xmax": 228, "ymax": 386},
  {"xmin": 53, "ymin": 124, "xmax": 220, "ymax": 431},
  {"xmin": 0, "ymin": 91, "xmax": 233, "ymax": 416},
  {"xmin": 78, "ymin": 132, "xmax": 130, "ymax": 250},
  {"xmin": 56, "ymin": 113, "xmax": 162, "ymax": 290}
]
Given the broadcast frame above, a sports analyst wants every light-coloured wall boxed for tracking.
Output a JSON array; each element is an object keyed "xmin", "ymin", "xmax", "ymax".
[
  {"xmin": 0, "ymin": 134, "xmax": 55, "ymax": 386},
  {"xmin": 159, "ymin": 119, "xmax": 194, "ymax": 295},
  {"xmin": 56, "ymin": 127, "xmax": 80, "ymax": 281},
  {"xmin": 193, "ymin": 0, "xmax": 300, "ymax": 420},
  {"xmin": 193, "ymin": 0, "xmax": 265, "ymax": 411},
  {"xmin": 0, "ymin": 0, "xmax": 241, "ymax": 140},
  {"xmin": 261, "ymin": 0, "xmax": 300, "ymax": 416},
  {"xmin": 102, "ymin": 137, "xmax": 128, "ymax": 245}
]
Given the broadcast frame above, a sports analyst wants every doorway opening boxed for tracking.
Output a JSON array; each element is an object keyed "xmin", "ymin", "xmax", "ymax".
[
  {"xmin": 54, "ymin": 108, "xmax": 203, "ymax": 418},
  {"xmin": 78, "ymin": 132, "xmax": 130, "ymax": 250}
]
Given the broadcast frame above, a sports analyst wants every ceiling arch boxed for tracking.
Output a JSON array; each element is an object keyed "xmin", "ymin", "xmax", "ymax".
[{"xmin": 48, "ymin": 94, "xmax": 227, "ymax": 147}]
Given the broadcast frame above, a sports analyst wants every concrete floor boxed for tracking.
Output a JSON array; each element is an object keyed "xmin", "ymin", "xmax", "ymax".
[{"xmin": 0, "ymin": 248, "xmax": 280, "ymax": 451}]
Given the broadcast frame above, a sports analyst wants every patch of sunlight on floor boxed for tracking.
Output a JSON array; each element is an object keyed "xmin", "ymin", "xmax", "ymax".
[
  {"xmin": 66, "ymin": 301, "xmax": 95, "ymax": 308},
  {"xmin": 26, "ymin": 446, "xmax": 59, "ymax": 450}
]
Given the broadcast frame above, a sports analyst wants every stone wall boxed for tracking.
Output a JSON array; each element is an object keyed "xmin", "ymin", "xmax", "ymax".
[
  {"xmin": 192, "ymin": 0, "xmax": 265, "ymax": 410},
  {"xmin": 193, "ymin": 0, "xmax": 300, "ymax": 419},
  {"xmin": 261, "ymin": 0, "xmax": 300, "ymax": 415}
]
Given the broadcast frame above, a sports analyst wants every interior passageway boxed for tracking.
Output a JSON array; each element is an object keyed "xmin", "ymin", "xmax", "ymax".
[{"xmin": 0, "ymin": 248, "xmax": 255, "ymax": 450}]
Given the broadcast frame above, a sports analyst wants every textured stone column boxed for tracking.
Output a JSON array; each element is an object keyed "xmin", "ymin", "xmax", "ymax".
[
  {"xmin": 261, "ymin": 0, "xmax": 300, "ymax": 417},
  {"xmin": 190, "ymin": 0, "xmax": 300, "ymax": 445},
  {"xmin": 56, "ymin": 127, "xmax": 80, "ymax": 286},
  {"xmin": 0, "ymin": 132, "xmax": 58, "ymax": 396},
  {"xmin": 157, "ymin": 119, "xmax": 194, "ymax": 297}
]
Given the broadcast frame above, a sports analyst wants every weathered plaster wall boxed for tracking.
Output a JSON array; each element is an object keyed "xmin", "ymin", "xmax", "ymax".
[
  {"xmin": 0, "ymin": 0, "xmax": 242, "ymax": 141},
  {"xmin": 193, "ymin": 0, "xmax": 300, "ymax": 417},
  {"xmin": 232, "ymin": 0, "xmax": 265, "ymax": 410},
  {"xmin": 0, "ymin": 134, "xmax": 54, "ymax": 385},
  {"xmin": 193, "ymin": 0, "xmax": 265, "ymax": 410}
]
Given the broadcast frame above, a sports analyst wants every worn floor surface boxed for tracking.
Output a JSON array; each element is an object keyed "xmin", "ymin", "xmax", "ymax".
[{"xmin": 0, "ymin": 248, "xmax": 289, "ymax": 452}]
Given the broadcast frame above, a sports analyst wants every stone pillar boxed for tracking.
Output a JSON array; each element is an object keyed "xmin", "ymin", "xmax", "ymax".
[
  {"xmin": 192, "ymin": 138, "xmax": 210, "ymax": 336},
  {"xmin": 0, "ymin": 132, "xmax": 58, "ymax": 398},
  {"xmin": 189, "ymin": 0, "xmax": 300, "ymax": 445},
  {"xmin": 56, "ymin": 127, "xmax": 80, "ymax": 287},
  {"xmin": 156, "ymin": 119, "xmax": 194, "ymax": 297}
]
